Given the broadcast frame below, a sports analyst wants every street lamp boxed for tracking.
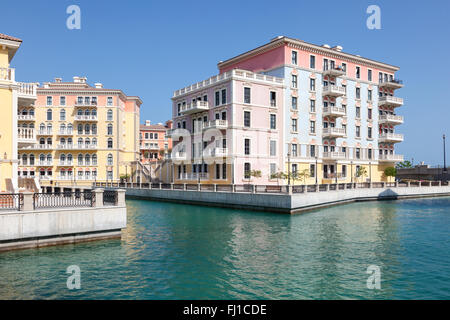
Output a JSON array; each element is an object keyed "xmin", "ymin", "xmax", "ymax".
[
  {"xmin": 315, "ymin": 156, "xmax": 318, "ymax": 185},
  {"xmin": 444, "ymin": 134, "xmax": 447, "ymax": 173},
  {"xmin": 287, "ymin": 151, "xmax": 291, "ymax": 186}
]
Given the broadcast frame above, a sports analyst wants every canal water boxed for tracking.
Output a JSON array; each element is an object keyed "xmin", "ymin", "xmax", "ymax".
[{"xmin": 0, "ymin": 197, "xmax": 449, "ymax": 299}]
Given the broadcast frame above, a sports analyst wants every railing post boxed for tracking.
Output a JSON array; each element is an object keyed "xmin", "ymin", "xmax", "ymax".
[
  {"xmin": 93, "ymin": 188, "xmax": 104, "ymax": 208},
  {"xmin": 304, "ymin": 185, "xmax": 308, "ymax": 193},
  {"xmin": 429, "ymin": 181, "xmax": 432, "ymax": 187},
  {"xmin": 116, "ymin": 189, "xmax": 126, "ymax": 206},
  {"xmin": 170, "ymin": 183, "xmax": 174, "ymax": 190},
  {"xmin": 214, "ymin": 184, "xmax": 217, "ymax": 192},
  {"xmin": 407, "ymin": 181, "xmax": 410, "ymax": 188},
  {"xmin": 395, "ymin": 181, "xmax": 399, "ymax": 188},
  {"xmin": 325, "ymin": 184, "xmax": 329, "ymax": 191},
  {"xmin": 369, "ymin": 182, "xmax": 373, "ymax": 188},
  {"xmin": 197, "ymin": 183, "xmax": 201, "ymax": 191},
  {"xmin": 159, "ymin": 183, "xmax": 162, "ymax": 190},
  {"xmin": 418, "ymin": 181, "xmax": 422, "ymax": 187},
  {"xmin": 438, "ymin": 181, "xmax": 442, "ymax": 187},
  {"xmin": 315, "ymin": 184, "xmax": 319, "ymax": 192},
  {"xmin": 183, "ymin": 183, "xmax": 187, "ymax": 191},
  {"xmin": 232, "ymin": 184, "xmax": 236, "ymax": 193},
  {"xmin": 288, "ymin": 185, "xmax": 293, "ymax": 195},
  {"xmin": 22, "ymin": 192, "xmax": 34, "ymax": 211},
  {"xmin": 251, "ymin": 184, "xmax": 256, "ymax": 194}
]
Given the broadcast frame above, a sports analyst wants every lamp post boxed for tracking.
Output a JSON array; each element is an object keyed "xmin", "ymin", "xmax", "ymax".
[
  {"xmin": 315, "ymin": 156, "xmax": 318, "ymax": 185},
  {"xmin": 287, "ymin": 151, "xmax": 291, "ymax": 186},
  {"xmin": 444, "ymin": 134, "xmax": 447, "ymax": 173}
]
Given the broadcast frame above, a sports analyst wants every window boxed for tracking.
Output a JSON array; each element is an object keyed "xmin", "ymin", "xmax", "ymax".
[
  {"xmin": 46, "ymin": 109, "xmax": 52, "ymax": 121},
  {"xmin": 368, "ymin": 109, "xmax": 373, "ymax": 120},
  {"xmin": 107, "ymin": 154, "xmax": 113, "ymax": 165},
  {"xmin": 356, "ymin": 87, "xmax": 361, "ymax": 99},
  {"xmin": 310, "ymin": 164, "xmax": 316, "ymax": 178},
  {"xmin": 270, "ymin": 114, "xmax": 276, "ymax": 130},
  {"xmin": 270, "ymin": 163, "xmax": 276, "ymax": 177},
  {"xmin": 310, "ymin": 121, "xmax": 316, "ymax": 134},
  {"xmin": 310, "ymin": 145, "xmax": 316, "ymax": 157},
  {"xmin": 107, "ymin": 124, "xmax": 113, "ymax": 135},
  {"xmin": 356, "ymin": 126, "xmax": 361, "ymax": 138},
  {"xmin": 244, "ymin": 111, "xmax": 251, "ymax": 127},
  {"xmin": 60, "ymin": 96, "xmax": 66, "ymax": 106},
  {"xmin": 244, "ymin": 163, "xmax": 251, "ymax": 179},
  {"xmin": 244, "ymin": 139, "xmax": 250, "ymax": 155},
  {"xmin": 292, "ymin": 51, "xmax": 298, "ymax": 65},
  {"xmin": 58, "ymin": 109, "xmax": 65, "ymax": 121},
  {"xmin": 215, "ymin": 164, "xmax": 221, "ymax": 179},
  {"xmin": 270, "ymin": 140, "xmax": 276, "ymax": 156},
  {"xmin": 356, "ymin": 66, "xmax": 361, "ymax": 79},
  {"xmin": 244, "ymin": 87, "xmax": 251, "ymax": 104},
  {"xmin": 291, "ymin": 119, "xmax": 298, "ymax": 132},
  {"xmin": 292, "ymin": 75, "xmax": 298, "ymax": 88},
  {"xmin": 368, "ymin": 69, "xmax": 372, "ymax": 81},
  {"xmin": 292, "ymin": 144, "xmax": 298, "ymax": 157},
  {"xmin": 107, "ymin": 109, "xmax": 113, "ymax": 121},
  {"xmin": 368, "ymin": 127, "xmax": 373, "ymax": 139},
  {"xmin": 292, "ymin": 164, "xmax": 298, "ymax": 175},
  {"xmin": 310, "ymin": 55, "xmax": 315, "ymax": 69},
  {"xmin": 222, "ymin": 163, "xmax": 226, "ymax": 179},
  {"xmin": 292, "ymin": 97, "xmax": 297, "ymax": 110},
  {"xmin": 342, "ymin": 165, "xmax": 347, "ymax": 177},
  {"xmin": 310, "ymin": 99, "xmax": 316, "ymax": 113},
  {"xmin": 215, "ymin": 91, "xmax": 220, "ymax": 106},
  {"xmin": 356, "ymin": 107, "xmax": 361, "ymax": 118},
  {"xmin": 221, "ymin": 111, "xmax": 226, "ymax": 120},
  {"xmin": 47, "ymin": 96, "xmax": 52, "ymax": 106},
  {"xmin": 92, "ymin": 124, "xmax": 97, "ymax": 135},
  {"xmin": 342, "ymin": 63, "xmax": 347, "ymax": 74},
  {"xmin": 368, "ymin": 149, "xmax": 373, "ymax": 159},
  {"xmin": 107, "ymin": 138, "xmax": 113, "ymax": 149},
  {"xmin": 270, "ymin": 91, "xmax": 276, "ymax": 107},
  {"xmin": 368, "ymin": 90, "xmax": 372, "ymax": 101},
  {"xmin": 221, "ymin": 89, "xmax": 227, "ymax": 104},
  {"xmin": 310, "ymin": 78, "xmax": 316, "ymax": 91},
  {"xmin": 356, "ymin": 148, "xmax": 361, "ymax": 159},
  {"xmin": 85, "ymin": 124, "xmax": 90, "ymax": 134}
]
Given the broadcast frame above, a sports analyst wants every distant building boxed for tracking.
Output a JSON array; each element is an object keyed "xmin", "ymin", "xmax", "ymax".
[
  {"xmin": 397, "ymin": 165, "xmax": 449, "ymax": 181},
  {"xmin": 139, "ymin": 120, "xmax": 172, "ymax": 164}
]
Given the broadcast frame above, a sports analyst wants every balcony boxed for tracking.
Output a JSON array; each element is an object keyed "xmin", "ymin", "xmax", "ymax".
[
  {"xmin": 56, "ymin": 144, "xmax": 97, "ymax": 150},
  {"xmin": 178, "ymin": 173, "xmax": 209, "ymax": 181},
  {"xmin": 19, "ymin": 144, "xmax": 53, "ymax": 150},
  {"xmin": 322, "ymin": 65, "xmax": 346, "ymax": 77},
  {"xmin": 38, "ymin": 130, "xmax": 53, "ymax": 136},
  {"xmin": 74, "ymin": 115, "xmax": 98, "ymax": 121},
  {"xmin": 172, "ymin": 151, "xmax": 187, "ymax": 161},
  {"xmin": 57, "ymin": 161, "xmax": 74, "ymax": 166},
  {"xmin": 322, "ymin": 85, "xmax": 346, "ymax": 97},
  {"xmin": 204, "ymin": 147, "xmax": 228, "ymax": 158},
  {"xmin": 322, "ymin": 152, "xmax": 347, "ymax": 160},
  {"xmin": 378, "ymin": 79, "xmax": 403, "ymax": 90},
  {"xmin": 0, "ymin": 67, "xmax": 14, "ymax": 81},
  {"xmin": 37, "ymin": 161, "xmax": 53, "ymax": 166},
  {"xmin": 17, "ymin": 114, "xmax": 36, "ymax": 121},
  {"xmin": 75, "ymin": 100, "xmax": 98, "ymax": 107},
  {"xmin": 323, "ymin": 172, "xmax": 346, "ymax": 180},
  {"xmin": 203, "ymin": 120, "xmax": 228, "ymax": 130},
  {"xmin": 18, "ymin": 128, "xmax": 36, "ymax": 144},
  {"xmin": 180, "ymin": 101, "xmax": 209, "ymax": 115},
  {"xmin": 322, "ymin": 127, "xmax": 346, "ymax": 138},
  {"xmin": 58, "ymin": 130, "xmax": 74, "ymax": 135},
  {"xmin": 140, "ymin": 144, "xmax": 159, "ymax": 150},
  {"xmin": 378, "ymin": 154, "xmax": 404, "ymax": 162},
  {"xmin": 17, "ymin": 82, "xmax": 38, "ymax": 101},
  {"xmin": 379, "ymin": 114, "xmax": 404, "ymax": 125},
  {"xmin": 323, "ymin": 106, "xmax": 346, "ymax": 117},
  {"xmin": 378, "ymin": 96, "xmax": 403, "ymax": 107},
  {"xmin": 379, "ymin": 132, "xmax": 404, "ymax": 143}
]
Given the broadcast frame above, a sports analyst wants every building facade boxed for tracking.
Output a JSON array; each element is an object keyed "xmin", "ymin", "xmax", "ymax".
[
  {"xmin": 139, "ymin": 120, "xmax": 172, "ymax": 164},
  {"xmin": 171, "ymin": 36, "xmax": 404, "ymax": 184},
  {"xmin": 18, "ymin": 77, "xmax": 141, "ymax": 189}
]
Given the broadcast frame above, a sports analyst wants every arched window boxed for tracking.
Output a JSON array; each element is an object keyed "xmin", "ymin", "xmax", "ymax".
[
  {"xmin": 47, "ymin": 124, "xmax": 52, "ymax": 134},
  {"xmin": 47, "ymin": 138, "xmax": 52, "ymax": 145},
  {"xmin": 85, "ymin": 154, "xmax": 90, "ymax": 165},
  {"xmin": 60, "ymin": 109, "xmax": 66, "ymax": 121},
  {"xmin": 60, "ymin": 124, "xmax": 66, "ymax": 133},
  {"xmin": 92, "ymin": 124, "xmax": 97, "ymax": 134},
  {"xmin": 68, "ymin": 137, "xmax": 72, "ymax": 145},
  {"xmin": 46, "ymin": 154, "xmax": 52, "ymax": 162},
  {"xmin": 67, "ymin": 154, "xmax": 73, "ymax": 163},
  {"xmin": 60, "ymin": 137, "xmax": 66, "ymax": 145},
  {"xmin": 39, "ymin": 154, "xmax": 45, "ymax": 163},
  {"xmin": 22, "ymin": 154, "xmax": 28, "ymax": 165},
  {"xmin": 85, "ymin": 109, "xmax": 90, "ymax": 116},
  {"xmin": 29, "ymin": 109, "xmax": 35, "ymax": 116},
  {"xmin": 78, "ymin": 138, "xmax": 83, "ymax": 146},
  {"xmin": 68, "ymin": 123, "xmax": 73, "ymax": 133},
  {"xmin": 92, "ymin": 138, "xmax": 97, "ymax": 146},
  {"xmin": 29, "ymin": 154, "xmax": 35, "ymax": 165},
  {"xmin": 77, "ymin": 109, "xmax": 83, "ymax": 116},
  {"xmin": 92, "ymin": 109, "xmax": 97, "ymax": 117},
  {"xmin": 92, "ymin": 154, "xmax": 97, "ymax": 165},
  {"xmin": 60, "ymin": 154, "xmax": 66, "ymax": 162},
  {"xmin": 39, "ymin": 137, "xmax": 45, "ymax": 145},
  {"xmin": 107, "ymin": 138, "xmax": 113, "ymax": 149},
  {"xmin": 85, "ymin": 138, "xmax": 90, "ymax": 146},
  {"xmin": 78, "ymin": 124, "xmax": 83, "ymax": 134},
  {"xmin": 107, "ymin": 153, "xmax": 113, "ymax": 165},
  {"xmin": 46, "ymin": 109, "xmax": 52, "ymax": 121},
  {"xmin": 107, "ymin": 124, "xmax": 113, "ymax": 135},
  {"xmin": 85, "ymin": 124, "xmax": 90, "ymax": 134},
  {"xmin": 39, "ymin": 123, "xmax": 45, "ymax": 133},
  {"xmin": 107, "ymin": 109, "xmax": 113, "ymax": 121},
  {"xmin": 78, "ymin": 154, "xmax": 83, "ymax": 165}
]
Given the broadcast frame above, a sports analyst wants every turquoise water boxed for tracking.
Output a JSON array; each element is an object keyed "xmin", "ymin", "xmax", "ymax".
[{"xmin": 0, "ymin": 197, "xmax": 449, "ymax": 299}]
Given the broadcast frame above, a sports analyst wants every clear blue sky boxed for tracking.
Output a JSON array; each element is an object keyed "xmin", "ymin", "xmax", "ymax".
[{"xmin": 1, "ymin": 0, "xmax": 449, "ymax": 165}]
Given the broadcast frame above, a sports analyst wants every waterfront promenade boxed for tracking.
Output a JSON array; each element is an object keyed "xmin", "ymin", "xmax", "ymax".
[{"xmin": 94, "ymin": 181, "xmax": 450, "ymax": 214}]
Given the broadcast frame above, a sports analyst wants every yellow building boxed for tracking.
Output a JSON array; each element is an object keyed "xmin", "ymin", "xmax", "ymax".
[{"xmin": 18, "ymin": 77, "xmax": 142, "ymax": 191}]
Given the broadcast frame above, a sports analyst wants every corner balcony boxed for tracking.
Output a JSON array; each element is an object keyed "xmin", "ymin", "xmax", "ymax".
[
  {"xmin": 18, "ymin": 128, "xmax": 36, "ymax": 144},
  {"xmin": 17, "ymin": 82, "xmax": 38, "ymax": 102},
  {"xmin": 379, "ymin": 132, "xmax": 404, "ymax": 143},
  {"xmin": 204, "ymin": 147, "xmax": 228, "ymax": 158},
  {"xmin": 180, "ymin": 101, "xmax": 209, "ymax": 115},
  {"xmin": 322, "ymin": 127, "xmax": 346, "ymax": 138},
  {"xmin": 74, "ymin": 115, "xmax": 98, "ymax": 121},
  {"xmin": 322, "ymin": 65, "xmax": 346, "ymax": 77},
  {"xmin": 322, "ymin": 85, "xmax": 346, "ymax": 97},
  {"xmin": 379, "ymin": 114, "xmax": 404, "ymax": 125},
  {"xmin": 378, "ymin": 96, "xmax": 403, "ymax": 107},
  {"xmin": 323, "ymin": 106, "xmax": 346, "ymax": 117},
  {"xmin": 378, "ymin": 79, "xmax": 403, "ymax": 90},
  {"xmin": 378, "ymin": 154, "xmax": 404, "ymax": 162},
  {"xmin": 172, "ymin": 151, "xmax": 187, "ymax": 161},
  {"xmin": 322, "ymin": 152, "xmax": 347, "ymax": 160},
  {"xmin": 17, "ymin": 114, "xmax": 36, "ymax": 121},
  {"xmin": 203, "ymin": 120, "xmax": 228, "ymax": 130}
]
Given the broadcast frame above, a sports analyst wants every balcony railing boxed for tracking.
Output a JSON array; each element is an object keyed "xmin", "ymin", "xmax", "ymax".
[
  {"xmin": 205, "ymin": 147, "xmax": 228, "ymax": 158},
  {"xmin": 37, "ymin": 161, "xmax": 53, "ymax": 166},
  {"xmin": 57, "ymin": 161, "xmax": 74, "ymax": 166},
  {"xmin": 58, "ymin": 129, "xmax": 74, "ymax": 135},
  {"xmin": 75, "ymin": 100, "xmax": 98, "ymax": 106},
  {"xmin": 322, "ymin": 152, "xmax": 347, "ymax": 159},
  {"xmin": 38, "ymin": 130, "xmax": 53, "ymax": 135},
  {"xmin": 322, "ymin": 127, "xmax": 346, "ymax": 137},
  {"xmin": 378, "ymin": 79, "xmax": 403, "ymax": 89},
  {"xmin": 17, "ymin": 114, "xmax": 36, "ymax": 121},
  {"xmin": 379, "ymin": 114, "xmax": 404, "ymax": 124},
  {"xmin": 74, "ymin": 115, "xmax": 98, "ymax": 121},
  {"xmin": 203, "ymin": 120, "xmax": 228, "ymax": 130},
  {"xmin": 178, "ymin": 173, "xmax": 209, "ymax": 181},
  {"xmin": 19, "ymin": 144, "xmax": 53, "ymax": 150},
  {"xmin": 56, "ymin": 144, "xmax": 97, "ymax": 150},
  {"xmin": 378, "ymin": 154, "xmax": 404, "ymax": 162},
  {"xmin": 379, "ymin": 132, "xmax": 404, "ymax": 142},
  {"xmin": 378, "ymin": 96, "xmax": 403, "ymax": 107},
  {"xmin": 180, "ymin": 101, "xmax": 209, "ymax": 115},
  {"xmin": 18, "ymin": 82, "xmax": 38, "ymax": 99},
  {"xmin": 322, "ymin": 65, "xmax": 346, "ymax": 77},
  {"xmin": 322, "ymin": 85, "xmax": 346, "ymax": 97},
  {"xmin": 18, "ymin": 128, "xmax": 36, "ymax": 143},
  {"xmin": 0, "ymin": 67, "xmax": 14, "ymax": 81},
  {"xmin": 323, "ymin": 106, "xmax": 346, "ymax": 117},
  {"xmin": 172, "ymin": 151, "xmax": 187, "ymax": 161}
]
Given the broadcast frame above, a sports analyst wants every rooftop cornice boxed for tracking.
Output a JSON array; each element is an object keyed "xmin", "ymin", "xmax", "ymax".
[{"xmin": 218, "ymin": 36, "xmax": 400, "ymax": 72}]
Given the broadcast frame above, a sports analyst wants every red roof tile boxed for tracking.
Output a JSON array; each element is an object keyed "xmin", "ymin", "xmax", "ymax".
[{"xmin": 0, "ymin": 33, "xmax": 22, "ymax": 42}]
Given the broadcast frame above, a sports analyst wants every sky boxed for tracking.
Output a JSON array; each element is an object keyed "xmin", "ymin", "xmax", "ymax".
[{"xmin": 1, "ymin": 0, "xmax": 449, "ymax": 165}]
